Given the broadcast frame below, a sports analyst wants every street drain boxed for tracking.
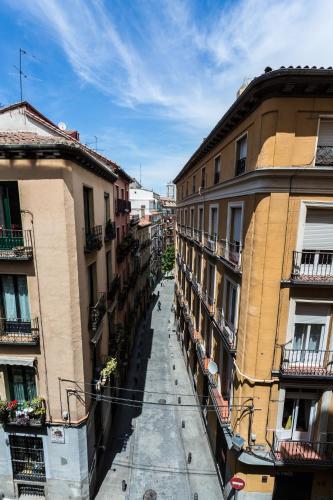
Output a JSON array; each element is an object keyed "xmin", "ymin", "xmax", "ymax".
[
  {"xmin": 158, "ymin": 399, "xmax": 166, "ymax": 404},
  {"xmin": 143, "ymin": 490, "xmax": 157, "ymax": 500}
]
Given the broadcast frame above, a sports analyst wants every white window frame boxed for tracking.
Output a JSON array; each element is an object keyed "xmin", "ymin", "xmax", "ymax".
[
  {"xmin": 226, "ymin": 201, "xmax": 244, "ymax": 245},
  {"xmin": 295, "ymin": 201, "xmax": 333, "ymax": 252},
  {"xmin": 208, "ymin": 203, "xmax": 219, "ymax": 237},
  {"xmin": 222, "ymin": 276, "xmax": 240, "ymax": 332},
  {"xmin": 234, "ymin": 131, "xmax": 248, "ymax": 160}
]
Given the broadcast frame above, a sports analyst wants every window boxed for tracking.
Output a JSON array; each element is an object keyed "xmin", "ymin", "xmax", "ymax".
[
  {"xmin": 116, "ymin": 185, "xmax": 119, "ymax": 199},
  {"xmin": 198, "ymin": 207, "xmax": 204, "ymax": 231},
  {"xmin": 88, "ymin": 263, "xmax": 97, "ymax": 307},
  {"xmin": 121, "ymin": 188, "xmax": 124, "ymax": 200},
  {"xmin": 209, "ymin": 206, "xmax": 218, "ymax": 238},
  {"xmin": 192, "ymin": 175, "xmax": 196, "ymax": 194},
  {"xmin": 207, "ymin": 263, "xmax": 215, "ymax": 301},
  {"xmin": 0, "ymin": 182, "xmax": 22, "ymax": 231},
  {"xmin": 116, "ymin": 226, "xmax": 120, "ymax": 243},
  {"xmin": 235, "ymin": 135, "xmax": 247, "ymax": 176},
  {"xmin": 122, "ymin": 225, "xmax": 125, "ymax": 238},
  {"xmin": 316, "ymin": 119, "xmax": 333, "ymax": 166},
  {"xmin": 279, "ymin": 389, "xmax": 318, "ymax": 441},
  {"xmin": 300, "ymin": 208, "xmax": 333, "ymax": 275},
  {"xmin": 8, "ymin": 366, "xmax": 36, "ymax": 405},
  {"xmin": 201, "ymin": 167, "xmax": 206, "ymax": 188},
  {"xmin": 190, "ymin": 208, "xmax": 194, "ymax": 229},
  {"xmin": 181, "ymin": 185, "xmax": 184, "ymax": 199},
  {"xmin": 186, "ymin": 181, "xmax": 189, "ymax": 196},
  {"xmin": 214, "ymin": 156, "xmax": 221, "ymax": 184},
  {"xmin": 227, "ymin": 205, "xmax": 242, "ymax": 263},
  {"xmin": 106, "ymin": 250, "xmax": 112, "ymax": 290},
  {"xmin": 0, "ymin": 275, "xmax": 30, "ymax": 322},
  {"xmin": 83, "ymin": 186, "xmax": 94, "ymax": 232},
  {"xmin": 224, "ymin": 279, "xmax": 238, "ymax": 330},
  {"xmin": 290, "ymin": 303, "xmax": 329, "ymax": 362},
  {"xmin": 10, "ymin": 435, "xmax": 45, "ymax": 482},
  {"xmin": 104, "ymin": 193, "xmax": 110, "ymax": 223}
]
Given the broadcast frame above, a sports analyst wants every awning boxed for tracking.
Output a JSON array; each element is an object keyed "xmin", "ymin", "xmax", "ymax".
[{"xmin": 0, "ymin": 356, "xmax": 36, "ymax": 367}]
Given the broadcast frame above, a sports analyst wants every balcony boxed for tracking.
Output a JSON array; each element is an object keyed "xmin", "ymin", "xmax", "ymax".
[
  {"xmin": 218, "ymin": 239, "xmax": 242, "ymax": 273},
  {"xmin": 116, "ymin": 234, "xmax": 134, "ymax": 263},
  {"xmin": 183, "ymin": 302, "xmax": 191, "ymax": 322},
  {"xmin": 215, "ymin": 308, "xmax": 237, "ymax": 352},
  {"xmin": 104, "ymin": 220, "xmax": 116, "ymax": 242},
  {"xmin": 208, "ymin": 375, "xmax": 230, "ymax": 426},
  {"xmin": 189, "ymin": 322, "xmax": 201, "ymax": 344},
  {"xmin": 291, "ymin": 251, "xmax": 333, "ymax": 284},
  {"xmin": 84, "ymin": 225, "xmax": 103, "ymax": 253},
  {"xmin": 204, "ymin": 232, "xmax": 217, "ymax": 254},
  {"xmin": 315, "ymin": 145, "xmax": 333, "ymax": 166},
  {"xmin": 0, "ymin": 318, "xmax": 39, "ymax": 345},
  {"xmin": 108, "ymin": 275, "xmax": 120, "ymax": 303},
  {"xmin": 89, "ymin": 293, "xmax": 107, "ymax": 332},
  {"xmin": 235, "ymin": 157, "xmax": 246, "ymax": 176},
  {"xmin": 196, "ymin": 343, "xmax": 210, "ymax": 375},
  {"xmin": 1, "ymin": 398, "xmax": 46, "ymax": 427},
  {"xmin": 191, "ymin": 275, "xmax": 201, "ymax": 296},
  {"xmin": 115, "ymin": 198, "xmax": 131, "ymax": 215},
  {"xmin": 201, "ymin": 290, "xmax": 215, "ymax": 316},
  {"xmin": 0, "ymin": 229, "xmax": 33, "ymax": 261},
  {"xmin": 273, "ymin": 437, "xmax": 333, "ymax": 465},
  {"xmin": 280, "ymin": 347, "xmax": 333, "ymax": 378},
  {"xmin": 185, "ymin": 265, "xmax": 192, "ymax": 281},
  {"xmin": 193, "ymin": 229, "xmax": 203, "ymax": 244},
  {"xmin": 186, "ymin": 226, "xmax": 193, "ymax": 238}
]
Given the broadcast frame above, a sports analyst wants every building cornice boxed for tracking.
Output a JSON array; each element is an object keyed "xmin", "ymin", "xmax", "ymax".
[
  {"xmin": 173, "ymin": 67, "xmax": 333, "ymax": 183},
  {"xmin": 176, "ymin": 167, "xmax": 333, "ymax": 207}
]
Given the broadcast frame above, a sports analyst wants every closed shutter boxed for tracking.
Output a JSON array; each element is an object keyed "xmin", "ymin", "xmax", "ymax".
[
  {"xmin": 231, "ymin": 207, "xmax": 242, "ymax": 243},
  {"xmin": 318, "ymin": 120, "xmax": 333, "ymax": 146},
  {"xmin": 303, "ymin": 208, "xmax": 333, "ymax": 250},
  {"xmin": 295, "ymin": 302, "xmax": 329, "ymax": 323}
]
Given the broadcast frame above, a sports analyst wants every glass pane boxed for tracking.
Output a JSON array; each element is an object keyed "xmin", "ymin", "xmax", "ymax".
[
  {"xmin": 282, "ymin": 399, "xmax": 294, "ymax": 429},
  {"xmin": 25, "ymin": 368, "xmax": 37, "ymax": 401},
  {"xmin": 308, "ymin": 324, "xmax": 323, "ymax": 351},
  {"xmin": 296, "ymin": 399, "xmax": 312, "ymax": 432},
  {"xmin": 2, "ymin": 276, "xmax": 17, "ymax": 319},
  {"xmin": 17, "ymin": 276, "xmax": 30, "ymax": 321},
  {"xmin": 11, "ymin": 367, "xmax": 26, "ymax": 405},
  {"xmin": 230, "ymin": 287, "xmax": 237, "ymax": 326},
  {"xmin": 293, "ymin": 324, "xmax": 307, "ymax": 350}
]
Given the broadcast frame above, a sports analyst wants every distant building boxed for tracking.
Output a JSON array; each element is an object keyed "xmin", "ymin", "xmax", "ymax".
[
  {"xmin": 166, "ymin": 181, "xmax": 176, "ymax": 200},
  {"xmin": 129, "ymin": 181, "xmax": 161, "ymax": 218}
]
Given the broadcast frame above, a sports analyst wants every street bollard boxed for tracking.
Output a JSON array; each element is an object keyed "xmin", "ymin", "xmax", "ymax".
[
  {"xmin": 194, "ymin": 494, "xmax": 198, "ymax": 500},
  {"xmin": 173, "ymin": 364, "xmax": 175, "ymax": 370},
  {"xmin": 122, "ymin": 480, "xmax": 127, "ymax": 491},
  {"xmin": 175, "ymin": 379, "xmax": 178, "ymax": 385},
  {"xmin": 188, "ymin": 452, "xmax": 192, "ymax": 464},
  {"xmin": 182, "ymin": 420, "xmax": 185, "ymax": 428},
  {"xmin": 178, "ymin": 396, "xmax": 181, "ymax": 404}
]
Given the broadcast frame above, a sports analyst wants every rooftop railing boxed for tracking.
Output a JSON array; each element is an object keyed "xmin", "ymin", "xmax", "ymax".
[
  {"xmin": 84, "ymin": 225, "xmax": 103, "ymax": 253},
  {"xmin": 203, "ymin": 232, "xmax": 217, "ymax": 253},
  {"xmin": 292, "ymin": 250, "xmax": 333, "ymax": 282},
  {"xmin": 280, "ymin": 347, "xmax": 333, "ymax": 377},
  {"xmin": 0, "ymin": 229, "xmax": 33, "ymax": 260},
  {"xmin": 215, "ymin": 308, "xmax": 237, "ymax": 351},
  {"xmin": 273, "ymin": 437, "xmax": 333, "ymax": 465},
  {"xmin": 89, "ymin": 293, "xmax": 107, "ymax": 331},
  {"xmin": 218, "ymin": 239, "xmax": 242, "ymax": 271},
  {"xmin": 0, "ymin": 317, "xmax": 39, "ymax": 345}
]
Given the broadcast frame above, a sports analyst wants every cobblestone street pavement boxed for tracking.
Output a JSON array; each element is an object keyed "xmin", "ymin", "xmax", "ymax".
[{"xmin": 95, "ymin": 278, "xmax": 222, "ymax": 500}]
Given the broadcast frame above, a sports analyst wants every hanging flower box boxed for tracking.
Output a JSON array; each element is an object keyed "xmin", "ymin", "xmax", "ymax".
[{"xmin": 4, "ymin": 398, "xmax": 46, "ymax": 427}]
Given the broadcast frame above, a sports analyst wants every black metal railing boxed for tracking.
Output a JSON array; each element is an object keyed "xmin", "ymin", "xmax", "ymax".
[
  {"xmin": 0, "ymin": 317, "xmax": 39, "ymax": 345},
  {"xmin": 273, "ymin": 438, "xmax": 333, "ymax": 464},
  {"xmin": 193, "ymin": 228, "xmax": 203, "ymax": 243},
  {"xmin": 235, "ymin": 157, "xmax": 246, "ymax": 176},
  {"xmin": 214, "ymin": 171, "xmax": 220, "ymax": 184},
  {"xmin": 84, "ymin": 225, "xmax": 103, "ymax": 253},
  {"xmin": 115, "ymin": 198, "xmax": 131, "ymax": 214},
  {"xmin": 280, "ymin": 347, "xmax": 333, "ymax": 377},
  {"xmin": 292, "ymin": 250, "xmax": 333, "ymax": 281},
  {"xmin": 186, "ymin": 226, "xmax": 193, "ymax": 238},
  {"xmin": 218, "ymin": 239, "xmax": 242, "ymax": 271},
  {"xmin": 215, "ymin": 308, "xmax": 237, "ymax": 351},
  {"xmin": 0, "ymin": 228, "xmax": 33, "ymax": 260},
  {"xmin": 89, "ymin": 293, "xmax": 107, "ymax": 331},
  {"xmin": 9, "ymin": 435, "xmax": 46, "ymax": 482},
  {"xmin": 104, "ymin": 220, "xmax": 116, "ymax": 241},
  {"xmin": 315, "ymin": 145, "xmax": 333, "ymax": 166}
]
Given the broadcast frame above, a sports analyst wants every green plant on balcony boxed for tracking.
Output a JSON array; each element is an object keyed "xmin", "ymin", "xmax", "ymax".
[
  {"xmin": 100, "ymin": 357, "xmax": 118, "ymax": 385},
  {"xmin": 29, "ymin": 397, "xmax": 46, "ymax": 418},
  {"xmin": 0, "ymin": 399, "xmax": 7, "ymax": 422}
]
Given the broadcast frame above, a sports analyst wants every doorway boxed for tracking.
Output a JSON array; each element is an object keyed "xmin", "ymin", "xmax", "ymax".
[{"xmin": 273, "ymin": 472, "xmax": 312, "ymax": 500}]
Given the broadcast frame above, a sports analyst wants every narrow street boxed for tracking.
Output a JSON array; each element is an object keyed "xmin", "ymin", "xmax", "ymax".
[{"xmin": 95, "ymin": 278, "xmax": 222, "ymax": 500}]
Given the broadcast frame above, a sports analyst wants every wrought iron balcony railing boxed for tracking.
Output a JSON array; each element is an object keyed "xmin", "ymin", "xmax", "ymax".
[
  {"xmin": 89, "ymin": 293, "xmax": 107, "ymax": 331},
  {"xmin": 191, "ymin": 275, "xmax": 201, "ymax": 295},
  {"xmin": 104, "ymin": 220, "xmax": 116, "ymax": 241},
  {"xmin": 280, "ymin": 347, "xmax": 333, "ymax": 377},
  {"xmin": 186, "ymin": 226, "xmax": 193, "ymax": 238},
  {"xmin": 193, "ymin": 228, "xmax": 203, "ymax": 243},
  {"xmin": 185, "ymin": 265, "xmax": 192, "ymax": 281},
  {"xmin": 204, "ymin": 232, "xmax": 217, "ymax": 253},
  {"xmin": 235, "ymin": 157, "xmax": 246, "ymax": 176},
  {"xmin": 215, "ymin": 308, "xmax": 237, "ymax": 351},
  {"xmin": 201, "ymin": 290, "xmax": 215, "ymax": 315},
  {"xmin": 315, "ymin": 145, "xmax": 333, "ymax": 166},
  {"xmin": 218, "ymin": 239, "xmax": 242, "ymax": 271},
  {"xmin": 273, "ymin": 437, "xmax": 333, "ymax": 465},
  {"xmin": 0, "ymin": 229, "xmax": 33, "ymax": 260},
  {"xmin": 115, "ymin": 198, "xmax": 131, "ymax": 214},
  {"xmin": 0, "ymin": 317, "xmax": 39, "ymax": 345},
  {"xmin": 208, "ymin": 376, "xmax": 230, "ymax": 426},
  {"xmin": 84, "ymin": 225, "xmax": 103, "ymax": 253},
  {"xmin": 292, "ymin": 250, "xmax": 333, "ymax": 282}
]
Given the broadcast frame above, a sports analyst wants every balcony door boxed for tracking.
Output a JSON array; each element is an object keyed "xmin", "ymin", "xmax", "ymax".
[
  {"xmin": 227, "ymin": 205, "xmax": 242, "ymax": 264},
  {"xmin": 0, "ymin": 275, "xmax": 30, "ymax": 329},
  {"xmin": 279, "ymin": 390, "xmax": 317, "ymax": 441},
  {"xmin": 83, "ymin": 186, "xmax": 94, "ymax": 233},
  {"xmin": 8, "ymin": 366, "xmax": 37, "ymax": 406},
  {"xmin": 301, "ymin": 208, "xmax": 333, "ymax": 276},
  {"xmin": 289, "ymin": 303, "xmax": 329, "ymax": 368}
]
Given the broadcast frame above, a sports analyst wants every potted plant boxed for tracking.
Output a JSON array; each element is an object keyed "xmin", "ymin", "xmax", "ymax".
[
  {"xmin": 0, "ymin": 400, "xmax": 7, "ymax": 423},
  {"xmin": 29, "ymin": 397, "xmax": 46, "ymax": 425},
  {"xmin": 100, "ymin": 357, "xmax": 117, "ymax": 385}
]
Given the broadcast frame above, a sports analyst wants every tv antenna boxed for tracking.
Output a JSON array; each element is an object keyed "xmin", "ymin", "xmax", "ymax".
[
  {"xmin": 13, "ymin": 48, "xmax": 42, "ymax": 102},
  {"xmin": 85, "ymin": 136, "xmax": 104, "ymax": 152}
]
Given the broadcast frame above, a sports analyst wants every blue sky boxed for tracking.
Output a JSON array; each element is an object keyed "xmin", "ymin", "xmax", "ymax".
[{"xmin": 1, "ymin": 0, "xmax": 333, "ymax": 193}]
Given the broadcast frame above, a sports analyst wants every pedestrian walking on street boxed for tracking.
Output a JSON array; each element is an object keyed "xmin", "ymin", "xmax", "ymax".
[{"xmin": 157, "ymin": 300, "xmax": 161, "ymax": 311}]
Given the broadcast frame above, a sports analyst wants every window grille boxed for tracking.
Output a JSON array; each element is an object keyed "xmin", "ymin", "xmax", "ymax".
[{"xmin": 9, "ymin": 435, "xmax": 46, "ymax": 482}]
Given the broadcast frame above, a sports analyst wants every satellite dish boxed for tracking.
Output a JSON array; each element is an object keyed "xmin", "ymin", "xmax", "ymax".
[
  {"xmin": 58, "ymin": 121, "xmax": 67, "ymax": 131},
  {"xmin": 208, "ymin": 360, "xmax": 218, "ymax": 375}
]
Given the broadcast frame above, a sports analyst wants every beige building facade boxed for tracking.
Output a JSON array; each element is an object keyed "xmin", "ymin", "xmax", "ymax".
[
  {"xmin": 174, "ymin": 67, "xmax": 333, "ymax": 500},
  {"xmin": 0, "ymin": 103, "xmax": 141, "ymax": 499}
]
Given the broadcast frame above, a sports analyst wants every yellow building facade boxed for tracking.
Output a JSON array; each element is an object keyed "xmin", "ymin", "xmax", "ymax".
[{"xmin": 174, "ymin": 67, "xmax": 333, "ymax": 500}]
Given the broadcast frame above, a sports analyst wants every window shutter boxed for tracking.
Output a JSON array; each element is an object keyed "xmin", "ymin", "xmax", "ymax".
[
  {"xmin": 318, "ymin": 120, "xmax": 333, "ymax": 147},
  {"xmin": 295, "ymin": 303, "xmax": 329, "ymax": 323},
  {"xmin": 303, "ymin": 209, "xmax": 333, "ymax": 250},
  {"xmin": 231, "ymin": 207, "xmax": 242, "ymax": 243}
]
